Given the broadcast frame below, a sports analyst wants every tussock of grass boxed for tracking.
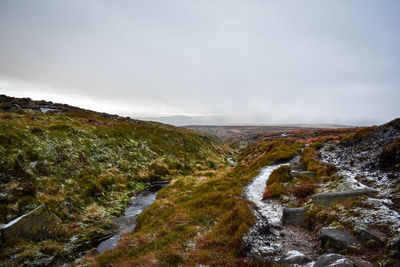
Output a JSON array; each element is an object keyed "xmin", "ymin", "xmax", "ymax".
[
  {"xmin": 340, "ymin": 126, "xmax": 377, "ymax": 146},
  {"xmin": 266, "ymin": 165, "xmax": 292, "ymax": 186},
  {"xmin": 292, "ymin": 182, "xmax": 317, "ymax": 199}
]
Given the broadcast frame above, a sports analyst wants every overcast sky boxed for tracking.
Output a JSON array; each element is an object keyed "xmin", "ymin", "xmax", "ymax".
[{"xmin": 0, "ymin": 0, "xmax": 399, "ymax": 125}]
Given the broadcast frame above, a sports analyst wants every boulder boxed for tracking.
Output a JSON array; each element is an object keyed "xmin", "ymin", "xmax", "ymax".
[
  {"xmin": 319, "ymin": 228, "xmax": 359, "ymax": 252},
  {"xmin": 311, "ymin": 189, "xmax": 376, "ymax": 206},
  {"xmin": 281, "ymin": 207, "xmax": 306, "ymax": 226},
  {"xmin": 357, "ymin": 228, "xmax": 385, "ymax": 244},
  {"xmin": 278, "ymin": 250, "xmax": 311, "ymax": 264},
  {"xmin": 313, "ymin": 253, "xmax": 355, "ymax": 267},
  {"xmin": 1, "ymin": 204, "xmax": 61, "ymax": 241}
]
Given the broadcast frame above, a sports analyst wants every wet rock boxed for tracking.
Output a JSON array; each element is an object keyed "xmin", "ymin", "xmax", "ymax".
[
  {"xmin": 282, "ymin": 207, "xmax": 306, "ymax": 226},
  {"xmin": 319, "ymin": 228, "xmax": 359, "ymax": 252},
  {"xmin": 313, "ymin": 253, "xmax": 354, "ymax": 267},
  {"xmin": 312, "ymin": 189, "xmax": 376, "ymax": 206},
  {"xmin": 357, "ymin": 228, "xmax": 385, "ymax": 244},
  {"xmin": 292, "ymin": 171, "xmax": 316, "ymax": 178},
  {"xmin": 278, "ymin": 250, "xmax": 311, "ymax": 264},
  {"xmin": 1, "ymin": 204, "xmax": 61, "ymax": 241}
]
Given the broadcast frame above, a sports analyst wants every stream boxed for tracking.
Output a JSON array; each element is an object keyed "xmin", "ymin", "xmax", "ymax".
[{"xmin": 96, "ymin": 182, "xmax": 168, "ymax": 253}]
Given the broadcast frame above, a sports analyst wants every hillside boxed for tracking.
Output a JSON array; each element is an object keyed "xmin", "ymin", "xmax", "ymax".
[{"xmin": 0, "ymin": 96, "xmax": 228, "ymax": 266}]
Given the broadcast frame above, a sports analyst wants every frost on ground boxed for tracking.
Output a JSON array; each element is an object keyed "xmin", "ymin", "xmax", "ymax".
[
  {"xmin": 245, "ymin": 165, "xmax": 285, "ymax": 225},
  {"xmin": 320, "ymin": 133, "xmax": 400, "ymax": 240}
]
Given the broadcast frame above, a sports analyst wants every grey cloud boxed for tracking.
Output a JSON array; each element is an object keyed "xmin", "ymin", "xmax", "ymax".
[{"xmin": 0, "ymin": 0, "xmax": 399, "ymax": 125}]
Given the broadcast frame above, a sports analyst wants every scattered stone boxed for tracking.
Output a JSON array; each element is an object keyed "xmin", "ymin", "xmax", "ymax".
[
  {"xmin": 1, "ymin": 204, "xmax": 61, "ymax": 241},
  {"xmin": 278, "ymin": 250, "xmax": 311, "ymax": 264},
  {"xmin": 282, "ymin": 207, "xmax": 306, "ymax": 226},
  {"xmin": 311, "ymin": 189, "xmax": 377, "ymax": 206},
  {"xmin": 313, "ymin": 253, "xmax": 354, "ymax": 267},
  {"xmin": 357, "ymin": 228, "xmax": 385, "ymax": 244},
  {"xmin": 319, "ymin": 228, "xmax": 359, "ymax": 252}
]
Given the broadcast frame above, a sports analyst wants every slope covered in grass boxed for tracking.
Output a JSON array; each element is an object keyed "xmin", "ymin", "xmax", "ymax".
[{"xmin": 0, "ymin": 96, "xmax": 228, "ymax": 265}]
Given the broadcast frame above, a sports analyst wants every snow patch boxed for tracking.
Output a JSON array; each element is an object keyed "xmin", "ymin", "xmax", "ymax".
[{"xmin": 244, "ymin": 164, "xmax": 285, "ymax": 225}]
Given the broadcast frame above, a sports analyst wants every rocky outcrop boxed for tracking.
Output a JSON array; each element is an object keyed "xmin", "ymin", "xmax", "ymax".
[
  {"xmin": 1, "ymin": 204, "xmax": 61, "ymax": 241},
  {"xmin": 281, "ymin": 207, "xmax": 306, "ymax": 226},
  {"xmin": 319, "ymin": 228, "xmax": 359, "ymax": 252},
  {"xmin": 313, "ymin": 253, "xmax": 355, "ymax": 267},
  {"xmin": 278, "ymin": 250, "xmax": 311, "ymax": 264},
  {"xmin": 311, "ymin": 189, "xmax": 376, "ymax": 206}
]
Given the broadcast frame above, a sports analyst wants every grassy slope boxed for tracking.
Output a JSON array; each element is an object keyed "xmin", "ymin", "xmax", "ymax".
[{"xmin": 0, "ymin": 107, "xmax": 228, "ymax": 265}]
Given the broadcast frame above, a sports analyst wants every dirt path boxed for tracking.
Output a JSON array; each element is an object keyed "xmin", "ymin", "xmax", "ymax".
[{"xmin": 244, "ymin": 164, "xmax": 319, "ymax": 264}]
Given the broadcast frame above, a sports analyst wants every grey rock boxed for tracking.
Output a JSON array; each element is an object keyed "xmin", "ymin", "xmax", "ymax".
[
  {"xmin": 358, "ymin": 228, "xmax": 385, "ymax": 244},
  {"xmin": 313, "ymin": 253, "xmax": 354, "ymax": 267},
  {"xmin": 312, "ymin": 189, "xmax": 376, "ymax": 206},
  {"xmin": 1, "ymin": 204, "xmax": 61, "ymax": 241},
  {"xmin": 319, "ymin": 228, "xmax": 359, "ymax": 251},
  {"xmin": 278, "ymin": 250, "xmax": 311, "ymax": 264},
  {"xmin": 281, "ymin": 207, "xmax": 306, "ymax": 226},
  {"xmin": 292, "ymin": 171, "xmax": 317, "ymax": 178}
]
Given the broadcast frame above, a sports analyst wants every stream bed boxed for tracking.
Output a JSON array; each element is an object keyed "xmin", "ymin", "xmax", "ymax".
[{"xmin": 96, "ymin": 182, "xmax": 168, "ymax": 253}]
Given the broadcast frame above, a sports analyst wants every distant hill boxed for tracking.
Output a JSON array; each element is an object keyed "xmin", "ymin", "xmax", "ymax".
[
  {"xmin": 185, "ymin": 124, "xmax": 352, "ymax": 141},
  {"xmin": 135, "ymin": 115, "xmax": 228, "ymax": 126}
]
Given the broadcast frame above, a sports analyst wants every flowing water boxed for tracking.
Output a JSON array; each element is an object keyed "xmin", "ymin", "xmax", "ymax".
[{"xmin": 96, "ymin": 182, "xmax": 168, "ymax": 253}]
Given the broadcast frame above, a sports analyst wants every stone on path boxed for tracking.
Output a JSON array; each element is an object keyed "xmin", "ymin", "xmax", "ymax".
[
  {"xmin": 319, "ymin": 228, "xmax": 359, "ymax": 252},
  {"xmin": 278, "ymin": 250, "xmax": 311, "ymax": 264},
  {"xmin": 311, "ymin": 189, "xmax": 376, "ymax": 207},
  {"xmin": 281, "ymin": 207, "xmax": 306, "ymax": 226},
  {"xmin": 313, "ymin": 253, "xmax": 355, "ymax": 267}
]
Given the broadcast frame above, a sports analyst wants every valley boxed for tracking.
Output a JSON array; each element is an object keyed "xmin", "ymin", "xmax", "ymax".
[{"xmin": 0, "ymin": 96, "xmax": 399, "ymax": 266}]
